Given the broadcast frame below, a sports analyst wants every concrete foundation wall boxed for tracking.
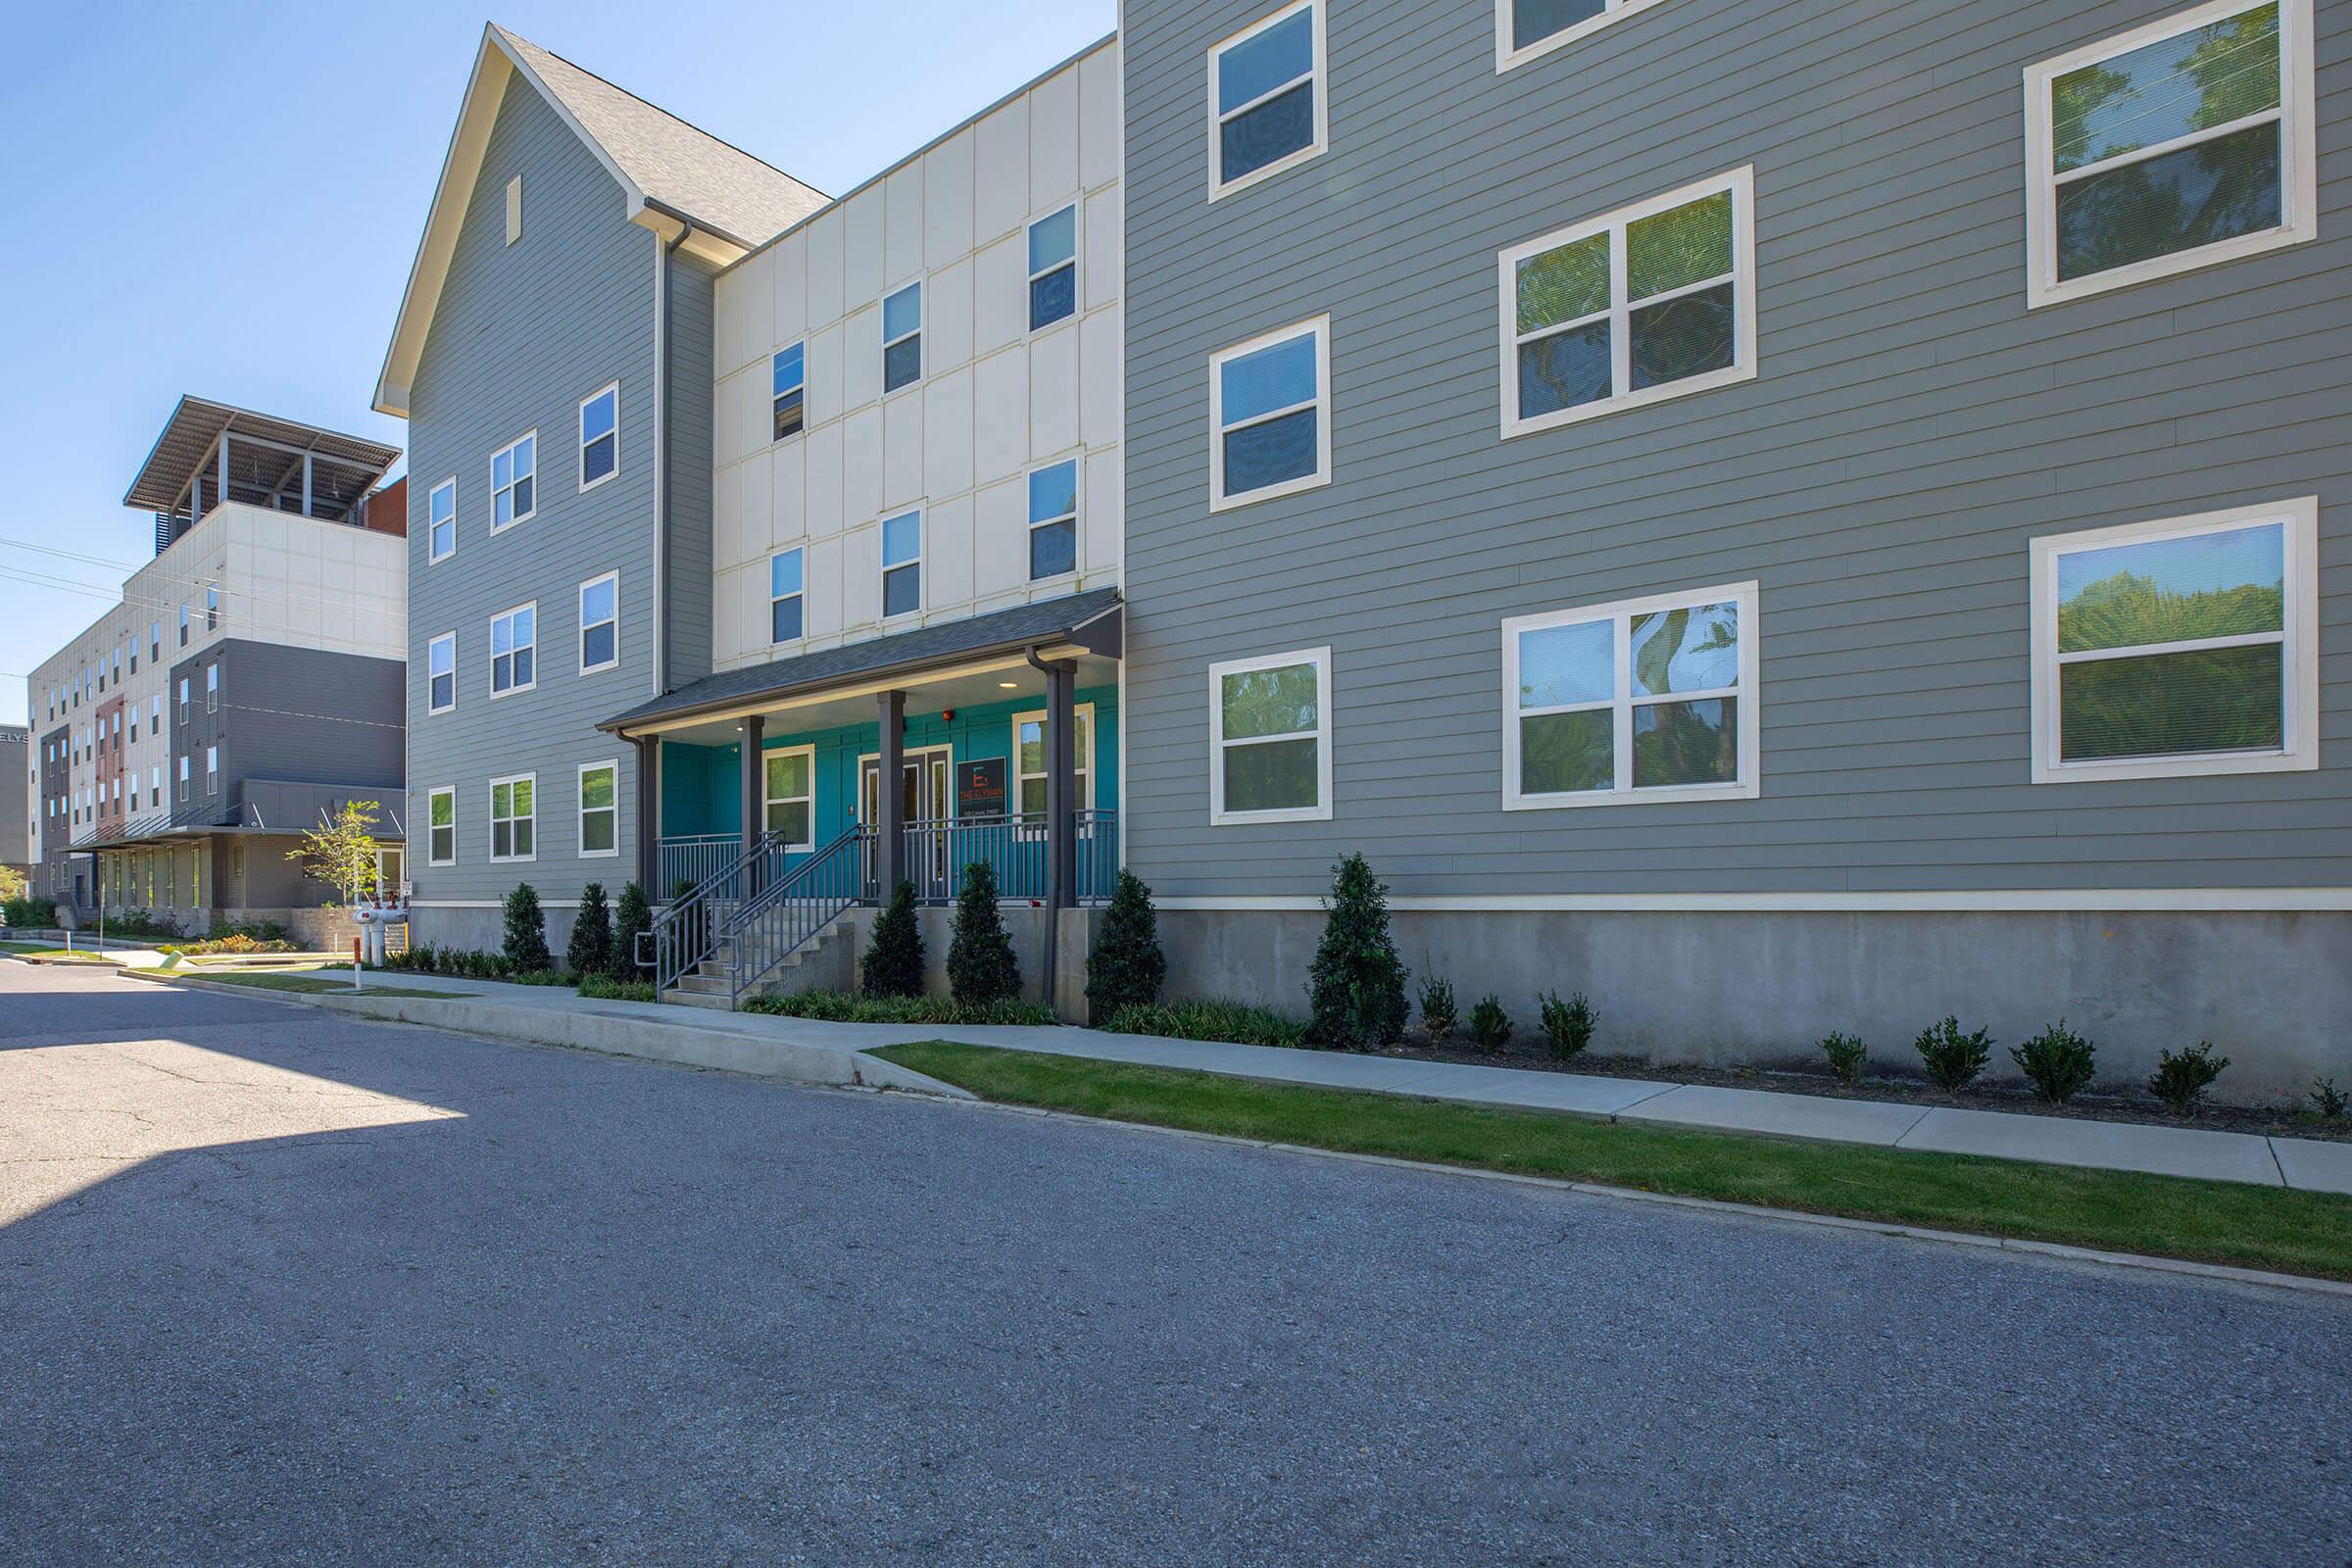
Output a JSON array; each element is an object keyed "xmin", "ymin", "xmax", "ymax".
[
  {"xmin": 840, "ymin": 905, "xmax": 1101, "ymax": 1019},
  {"xmin": 1157, "ymin": 908, "xmax": 2351, "ymax": 1107},
  {"xmin": 410, "ymin": 905, "xmax": 583, "ymax": 959}
]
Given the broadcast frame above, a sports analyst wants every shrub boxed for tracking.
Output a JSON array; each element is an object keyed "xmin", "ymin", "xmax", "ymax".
[
  {"xmin": 512, "ymin": 968, "xmax": 578, "ymax": 987},
  {"xmin": 1819, "ymin": 1032, "xmax": 1869, "ymax": 1086},
  {"xmin": 170, "ymin": 932, "xmax": 296, "ymax": 956},
  {"xmin": 566, "ymin": 881, "xmax": 612, "ymax": 978},
  {"xmin": 862, "ymin": 880, "xmax": 925, "ymax": 998},
  {"xmin": 2148, "ymin": 1042, "xmax": 2230, "ymax": 1116},
  {"xmin": 609, "ymin": 881, "xmax": 652, "ymax": 980},
  {"xmin": 1469, "ymin": 995, "xmax": 1510, "ymax": 1054},
  {"xmin": 2, "ymin": 895, "xmax": 59, "ymax": 929},
  {"xmin": 1305, "ymin": 853, "xmax": 1409, "ymax": 1051},
  {"xmin": 503, "ymin": 884, "xmax": 552, "ymax": 973},
  {"xmin": 1914, "ymin": 1015, "xmax": 1993, "ymax": 1092},
  {"xmin": 1417, "ymin": 977, "xmax": 1457, "ymax": 1045},
  {"xmin": 947, "ymin": 859, "xmax": 1020, "ymax": 1005},
  {"xmin": 1538, "ymin": 990, "xmax": 1595, "ymax": 1061},
  {"xmin": 578, "ymin": 972, "xmax": 658, "ymax": 1004},
  {"xmin": 1101, "ymin": 1000, "xmax": 1308, "ymax": 1051},
  {"xmin": 207, "ymin": 916, "xmax": 289, "ymax": 944},
  {"xmin": 742, "ymin": 989, "xmax": 1057, "ymax": 1028},
  {"xmin": 1085, "ymin": 870, "xmax": 1165, "ymax": 1023},
  {"xmin": 2010, "ymin": 1019, "xmax": 2098, "ymax": 1104},
  {"xmin": 101, "ymin": 908, "xmax": 180, "ymax": 940},
  {"xmin": 2313, "ymin": 1077, "xmax": 2349, "ymax": 1121}
]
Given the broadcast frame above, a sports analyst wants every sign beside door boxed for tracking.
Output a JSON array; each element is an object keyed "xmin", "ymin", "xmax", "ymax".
[{"xmin": 957, "ymin": 758, "xmax": 1006, "ymax": 819}]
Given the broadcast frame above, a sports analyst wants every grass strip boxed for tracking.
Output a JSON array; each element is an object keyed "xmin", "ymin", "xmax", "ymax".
[
  {"xmin": 182, "ymin": 971, "xmax": 472, "ymax": 1000},
  {"xmin": 875, "ymin": 1041, "xmax": 2352, "ymax": 1282}
]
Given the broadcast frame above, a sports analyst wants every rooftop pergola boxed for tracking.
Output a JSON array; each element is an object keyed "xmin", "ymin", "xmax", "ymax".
[{"xmin": 124, "ymin": 396, "xmax": 400, "ymax": 556}]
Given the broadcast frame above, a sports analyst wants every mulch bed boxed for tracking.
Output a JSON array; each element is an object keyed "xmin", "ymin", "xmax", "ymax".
[{"xmin": 1369, "ymin": 1039, "xmax": 2351, "ymax": 1145}]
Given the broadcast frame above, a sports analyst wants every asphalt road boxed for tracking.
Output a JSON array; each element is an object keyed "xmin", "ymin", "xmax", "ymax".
[{"xmin": 0, "ymin": 960, "xmax": 2345, "ymax": 1567}]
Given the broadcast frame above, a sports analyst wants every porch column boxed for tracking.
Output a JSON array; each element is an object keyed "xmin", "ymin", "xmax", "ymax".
[
  {"xmin": 739, "ymin": 715, "xmax": 765, "ymax": 895},
  {"xmin": 1045, "ymin": 660, "xmax": 1077, "ymax": 910},
  {"xmin": 633, "ymin": 736, "xmax": 659, "ymax": 896},
  {"xmin": 875, "ymin": 689, "xmax": 905, "ymax": 897}
]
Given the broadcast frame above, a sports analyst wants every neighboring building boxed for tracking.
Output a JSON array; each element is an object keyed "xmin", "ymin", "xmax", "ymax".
[
  {"xmin": 24, "ymin": 398, "xmax": 408, "ymax": 932},
  {"xmin": 0, "ymin": 725, "xmax": 27, "ymax": 887},
  {"xmin": 376, "ymin": 25, "xmax": 827, "ymax": 950},
  {"xmin": 1112, "ymin": 0, "xmax": 2346, "ymax": 1096}
]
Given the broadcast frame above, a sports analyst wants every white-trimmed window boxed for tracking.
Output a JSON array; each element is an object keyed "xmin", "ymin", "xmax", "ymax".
[
  {"xmin": 1027, "ymin": 460, "xmax": 1079, "ymax": 580},
  {"xmin": 881, "ymin": 511, "xmax": 921, "ymax": 617},
  {"xmin": 882, "ymin": 282, "xmax": 923, "ymax": 393},
  {"xmin": 428, "ymin": 632, "xmax": 456, "ymax": 713},
  {"xmin": 772, "ymin": 344, "xmax": 806, "ymax": 440},
  {"xmin": 489, "ymin": 774, "xmax": 536, "ymax": 861},
  {"xmin": 427, "ymin": 477, "xmax": 457, "ymax": 563},
  {"xmin": 1497, "ymin": 0, "xmax": 1667, "ymax": 72},
  {"xmin": 178, "ymin": 604, "xmax": 189, "ymax": 646},
  {"xmin": 762, "ymin": 745, "xmax": 815, "ymax": 851},
  {"xmin": 578, "ymin": 382, "xmax": 618, "ymax": 491},
  {"xmin": 1209, "ymin": 316, "xmax": 1330, "ymax": 510},
  {"xmin": 579, "ymin": 573, "xmax": 618, "ymax": 673},
  {"xmin": 1028, "ymin": 206, "xmax": 1078, "ymax": 330},
  {"xmin": 2030, "ymin": 498, "xmax": 2317, "ymax": 783},
  {"xmin": 578, "ymin": 760, "xmax": 619, "ymax": 858},
  {"xmin": 769, "ymin": 549, "xmax": 805, "ymax": 643},
  {"xmin": 176, "ymin": 677, "xmax": 188, "ymax": 723},
  {"xmin": 491, "ymin": 430, "xmax": 537, "ymax": 528},
  {"xmin": 1502, "ymin": 581, "xmax": 1760, "ymax": 809},
  {"xmin": 205, "ymin": 746, "xmax": 219, "ymax": 797},
  {"xmin": 1209, "ymin": 1, "xmax": 1326, "ymax": 199},
  {"xmin": 1209, "ymin": 647, "xmax": 1332, "ymax": 825},
  {"xmin": 205, "ymin": 663, "xmax": 219, "ymax": 713},
  {"xmin": 2025, "ymin": 0, "xmax": 2314, "ymax": 309},
  {"xmin": 490, "ymin": 603, "xmax": 536, "ymax": 696},
  {"xmin": 427, "ymin": 786, "xmax": 456, "ymax": 865},
  {"xmin": 206, "ymin": 586, "xmax": 220, "ymax": 631},
  {"xmin": 1500, "ymin": 168, "xmax": 1756, "ymax": 438},
  {"xmin": 1013, "ymin": 705, "xmax": 1096, "ymax": 818}
]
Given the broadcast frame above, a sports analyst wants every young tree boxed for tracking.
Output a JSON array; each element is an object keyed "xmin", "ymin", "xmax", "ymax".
[
  {"xmin": 0, "ymin": 864, "xmax": 26, "ymax": 905},
  {"xmin": 862, "ymin": 880, "xmax": 925, "ymax": 998},
  {"xmin": 566, "ymin": 881, "xmax": 612, "ymax": 977},
  {"xmin": 608, "ymin": 881, "xmax": 653, "ymax": 980},
  {"xmin": 1306, "ymin": 852, "xmax": 1409, "ymax": 1050},
  {"xmin": 503, "ymin": 882, "xmax": 553, "ymax": 973},
  {"xmin": 286, "ymin": 800, "xmax": 383, "ymax": 906},
  {"xmin": 1085, "ymin": 869, "xmax": 1165, "ymax": 1023},
  {"xmin": 947, "ymin": 859, "xmax": 1020, "ymax": 1005}
]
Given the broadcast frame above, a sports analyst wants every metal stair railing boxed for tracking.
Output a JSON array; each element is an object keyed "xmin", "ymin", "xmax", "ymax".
[
  {"xmin": 650, "ymin": 830, "xmax": 785, "ymax": 994},
  {"xmin": 726, "ymin": 827, "xmax": 872, "ymax": 1004}
]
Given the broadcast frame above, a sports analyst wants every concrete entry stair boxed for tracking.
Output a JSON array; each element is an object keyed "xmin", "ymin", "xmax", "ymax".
[{"xmin": 660, "ymin": 916, "xmax": 858, "ymax": 1010}]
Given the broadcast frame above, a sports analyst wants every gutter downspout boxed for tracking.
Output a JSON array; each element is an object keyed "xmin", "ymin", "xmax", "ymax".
[
  {"xmin": 1026, "ymin": 644, "xmax": 1072, "ymax": 1014},
  {"xmin": 646, "ymin": 221, "xmax": 688, "ymax": 899}
]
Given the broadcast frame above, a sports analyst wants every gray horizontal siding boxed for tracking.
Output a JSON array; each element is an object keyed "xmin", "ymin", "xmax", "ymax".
[
  {"xmin": 1120, "ymin": 0, "xmax": 2352, "ymax": 899},
  {"xmin": 406, "ymin": 75, "xmax": 658, "ymax": 906}
]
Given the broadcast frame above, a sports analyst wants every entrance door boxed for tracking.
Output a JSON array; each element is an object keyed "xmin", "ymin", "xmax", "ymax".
[{"xmin": 860, "ymin": 748, "xmax": 953, "ymax": 898}]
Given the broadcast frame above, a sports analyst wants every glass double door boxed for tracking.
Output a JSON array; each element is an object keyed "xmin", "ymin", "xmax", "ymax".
[{"xmin": 860, "ymin": 747, "xmax": 953, "ymax": 898}]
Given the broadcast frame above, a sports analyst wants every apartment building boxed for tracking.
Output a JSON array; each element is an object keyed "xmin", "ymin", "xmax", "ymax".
[
  {"xmin": 0, "ymin": 725, "xmax": 26, "ymax": 887},
  {"xmin": 24, "ymin": 398, "xmax": 409, "ymax": 931},
  {"xmin": 1114, "ymin": 0, "xmax": 2345, "ymax": 1096},
  {"xmin": 383, "ymin": 25, "xmax": 1123, "ymax": 981}
]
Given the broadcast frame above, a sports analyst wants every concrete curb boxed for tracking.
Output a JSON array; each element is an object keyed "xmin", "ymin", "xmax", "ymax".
[
  {"xmin": 124, "ymin": 970, "xmax": 976, "ymax": 1102},
  {"xmin": 928, "ymin": 1096, "xmax": 2352, "ymax": 1301}
]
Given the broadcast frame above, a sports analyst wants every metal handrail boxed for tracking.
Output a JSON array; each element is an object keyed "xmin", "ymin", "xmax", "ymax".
[
  {"xmin": 651, "ymin": 830, "xmax": 785, "ymax": 994},
  {"xmin": 726, "ymin": 827, "xmax": 872, "ymax": 1003}
]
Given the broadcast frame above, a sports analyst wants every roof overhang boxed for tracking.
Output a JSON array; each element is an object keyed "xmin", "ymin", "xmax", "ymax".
[
  {"xmin": 601, "ymin": 590, "xmax": 1123, "ymax": 739},
  {"xmin": 373, "ymin": 25, "xmax": 759, "ymax": 417},
  {"xmin": 123, "ymin": 396, "xmax": 400, "ymax": 513}
]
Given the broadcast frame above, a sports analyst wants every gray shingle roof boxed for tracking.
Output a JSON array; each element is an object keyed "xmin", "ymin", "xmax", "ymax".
[
  {"xmin": 602, "ymin": 590, "xmax": 1123, "ymax": 733},
  {"xmin": 496, "ymin": 26, "xmax": 828, "ymax": 248}
]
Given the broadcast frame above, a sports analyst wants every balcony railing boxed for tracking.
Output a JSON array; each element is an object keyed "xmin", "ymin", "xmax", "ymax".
[{"xmin": 657, "ymin": 833, "xmax": 740, "ymax": 898}]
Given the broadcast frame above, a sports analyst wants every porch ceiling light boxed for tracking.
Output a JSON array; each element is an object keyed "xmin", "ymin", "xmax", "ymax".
[{"xmin": 999, "ymin": 681, "xmax": 1018, "ymax": 689}]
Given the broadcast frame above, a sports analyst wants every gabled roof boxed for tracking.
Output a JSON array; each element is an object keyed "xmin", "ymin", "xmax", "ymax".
[{"xmin": 375, "ymin": 24, "xmax": 827, "ymax": 416}]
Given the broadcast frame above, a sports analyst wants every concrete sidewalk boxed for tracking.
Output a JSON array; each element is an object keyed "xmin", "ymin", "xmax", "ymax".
[{"xmin": 162, "ymin": 965, "xmax": 2352, "ymax": 1197}]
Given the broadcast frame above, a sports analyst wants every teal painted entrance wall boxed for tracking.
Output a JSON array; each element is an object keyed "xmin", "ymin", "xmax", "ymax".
[{"xmin": 660, "ymin": 686, "xmax": 1119, "ymax": 851}]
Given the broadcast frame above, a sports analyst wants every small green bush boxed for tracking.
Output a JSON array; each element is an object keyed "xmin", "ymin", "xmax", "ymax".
[
  {"xmin": 565, "ymin": 882, "xmax": 612, "ymax": 978},
  {"xmin": 1914, "ymin": 1015, "xmax": 1993, "ymax": 1092},
  {"xmin": 1537, "ymin": 990, "xmax": 1595, "ymax": 1061},
  {"xmin": 1101, "ymin": 1000, "xmax": 1307, "ymax": 1050},
  {"xmin": 1305, "ymin": 853, "xmax": 1409, "ymax": 1051},
  {"xmin": 2148, "ymin": 1042, "xmax": 2230, "ymax": 1116},
  {"xmin": 511, "ymin": 968, "xmax": 579, "ymax": 987},
  {"xmin": 947, "ymin": 859, "xmax": 1020, "ymax": 1005},
  {"xmin": 503, "ymin": 884, "xmax": 552, "ymax": 973},
  {"xmin": 2010, "ymin": 1019, "xmax": 2097, "ymax": 1103},
  {"xmin": 1469, "ymin": 995, "xmax": 1510, "ymax": 1054},
  {"xmin": 609, "ymin": 881, "xmax": 652, "ymax": 980},
  {"xmin": 1, "ymin": 895, "xmax": 59, "ymax": 929},
  {"xmin": 206, "ymin": 916, "xmax": 290, "ymax": 944},
  {"xmin": 742, "ymin": 988, "xmax": 1057, "ymax": 1028},
  {"xmin": 1819, "ymin": 1032, "xmax": 1868, "ymax": 1086},
  {"xmin": 1417, "ymin": 977, "xmax": 1457, "ymax": 1045},
  {"xmin": 1084, "ymin": 870, "xmax": 1166, "ymax": 1023},
  {"xmin": 2313, "ymin": 1077, "xmax": 2349, "ymax": 1121},
  {"xmin": 578, "ymin": 972, "xmax": 658, "ymax": 1004},
  {"xmin": 862, "ymin": 880, "xmax": 925, "ymax": 998},
  {"xmin": 169, "ymin": 932, "xmax": 297, "ymax": 956}
]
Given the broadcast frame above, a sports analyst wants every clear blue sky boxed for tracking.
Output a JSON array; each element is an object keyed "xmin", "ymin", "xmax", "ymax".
[{"xmin": 0, "ymin": 0, "xmax": 1114, "ymax": 726}]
